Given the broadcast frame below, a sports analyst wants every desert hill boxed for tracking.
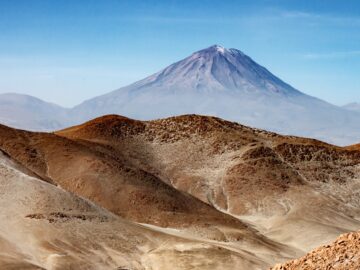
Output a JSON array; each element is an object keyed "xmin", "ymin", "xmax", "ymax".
[
  {"xmin": 1, "ymin": 151, "xmax": 280, "ymax": 270},
  {"xmin": 1, "ymin": 114, "xmax": 360, "ymax": 269},
  {"xmin": 0, "ymin": 121, "xmax": 249, "ymax": 231},
  {"xmin": 346, "ymin": 143, "xmax": 360, "ymax": 151},
  {"xmin": 0, "ymin": 118, "xmax": 298, "ymax": 269},
  {"xmin": 57, "ymin": 114, "xmax": 360, "ymax": 252}
]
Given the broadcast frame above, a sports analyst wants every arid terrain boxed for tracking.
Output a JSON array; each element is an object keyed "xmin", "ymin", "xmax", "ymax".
[
  {"xmin": 271, "ymin": 231, "xmax": 360, "ymax": 270},
  {"xmin": 0, "ymin": 114, "xmax": 360, "ymax": 269}
]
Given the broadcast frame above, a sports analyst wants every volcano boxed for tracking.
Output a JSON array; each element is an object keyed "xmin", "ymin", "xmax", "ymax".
[{"xmin": 70, "ymin": 45, "xmax": 360, "ymax": 145}]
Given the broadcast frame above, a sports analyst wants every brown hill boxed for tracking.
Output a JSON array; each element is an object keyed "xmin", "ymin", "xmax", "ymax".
[
  {"xmin": 58, "ymin": 114, "xmax": 360, "ymax": 251},
  {"xmin": 0, "ymin": 118, "xmax": 296, "ymax": 269},
  {"xmin": 1, "ymin": 114, "xmax": 360, "ymax": 269},
  {"xmin": 271, "ymin": 230, "xmax": 360, "ymax": 270},
  {"xmin": 346, "ymin": 143, "xmax": 360, "ymax": 151},
  {"xmin": 0, "ymin": 121, "xmax": 248, "ymax": 231}
]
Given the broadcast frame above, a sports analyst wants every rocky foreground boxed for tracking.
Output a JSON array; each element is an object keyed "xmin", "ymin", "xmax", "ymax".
[{"xmin": 271, "ymin": 231, "xmax": 360, "ymax": 270}]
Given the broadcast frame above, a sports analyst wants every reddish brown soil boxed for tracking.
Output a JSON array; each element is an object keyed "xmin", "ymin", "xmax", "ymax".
[{"xmin": 271, "ymin": 231, "xmax": 360, "ymax": 270}]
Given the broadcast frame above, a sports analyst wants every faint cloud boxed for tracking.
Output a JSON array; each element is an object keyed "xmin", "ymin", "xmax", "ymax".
[
  {"xmin": 109, "ymin": 8, "xmax": 360, "ymax": 27},
  {"xmin": 278, "ymin": 10, "xmax": 360, "ymax": 26},
  {"xmin": 303, "ymin": 50, "xmax": 360, "ymax": 60},
  {"xmin": 280, "ymin": 11, "xmax": 317, "ymax": 19},
  {"xmin": 115, "ymin": 16, "xmax": 220, "ymax": 24}
]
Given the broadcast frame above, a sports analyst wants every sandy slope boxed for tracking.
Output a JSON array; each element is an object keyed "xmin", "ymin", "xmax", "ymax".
[
  {"xmin": 0, "ymin": 152, "xmax": 154, "ymax": 269},
  {"xmin": 0, "ymin": 152, "xmax": 299, "ymax": 270},
  {"xmin": 1, "ymin": 114, "xmax": 360, "ymax": 269}
]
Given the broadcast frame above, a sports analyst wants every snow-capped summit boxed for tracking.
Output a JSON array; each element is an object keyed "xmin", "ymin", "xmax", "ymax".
[
  {"xmin": 213, "ymin": 44, "xmax": 226, "ymax": 54},
  {"xmin": 123, "ymin": 45, "xmax": 301, "ymax": 96},
  {"xmin": 197, "ymin": 44, "xmax": 234, "ymax": 54},
  {"xmin": 200, "ymin": 44, "xmax": 227, "ymax": 54}
]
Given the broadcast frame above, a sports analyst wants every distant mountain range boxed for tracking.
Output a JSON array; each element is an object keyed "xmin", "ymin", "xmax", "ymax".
[
  {"xmin": 1, "ymin": 45, "xmax": 359, "ymax": 145},
  {"xmin": 0, "ymin": 93, "xmax": 67, "ymax": 130}
]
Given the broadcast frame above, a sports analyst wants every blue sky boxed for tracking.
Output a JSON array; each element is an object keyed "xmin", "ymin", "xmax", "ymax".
[{"xmin": 0, "ymin": 0, "xmax": 359, "ymax": 107}]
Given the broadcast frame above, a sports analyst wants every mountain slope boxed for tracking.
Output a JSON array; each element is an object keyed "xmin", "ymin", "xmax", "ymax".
[
  {"xmin": 0, "ymin": 93, "xmax": 68, "ymax": 131},
  {"xmin": 70, "ymin": 45, "xmax": 360, "ymax": 145},
  {"xmin": 343, "ymin": 102, "xmax": 360, "ymax": 112},
  {"xmin": 0, "ymin": 151, "xmax": 274, "ymax": 270}
]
